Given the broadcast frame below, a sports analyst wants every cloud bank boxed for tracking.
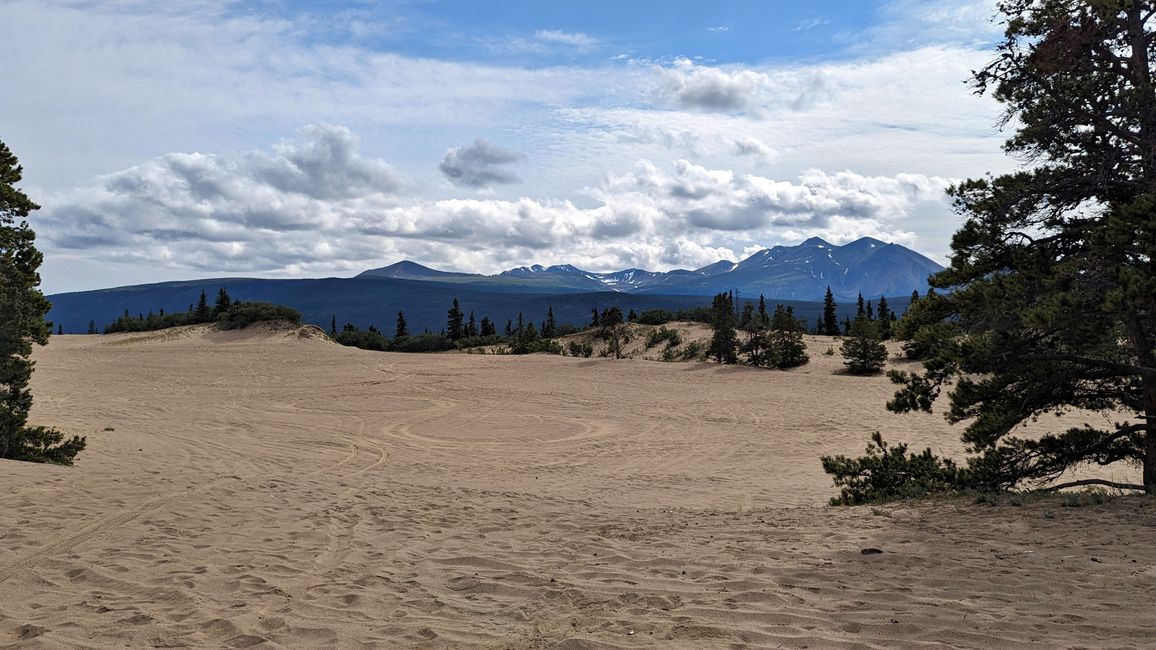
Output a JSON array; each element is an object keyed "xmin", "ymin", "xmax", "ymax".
[{"xmin": 40, "ymin": 126, "xmax": 951, "ymax": 277}]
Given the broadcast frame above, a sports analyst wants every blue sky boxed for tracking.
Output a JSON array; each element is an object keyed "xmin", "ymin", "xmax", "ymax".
[
  {"xmin": 0, "ymin": 0, "xmax": 1008, "ymax": 293},
  {"xmin": 282, "ymin": 1, "xmax": 878, "ymax": 65}
]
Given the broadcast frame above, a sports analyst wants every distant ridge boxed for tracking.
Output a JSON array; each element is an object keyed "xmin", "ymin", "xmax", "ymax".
[
  {"xmin": 47, "ymin": 237, "xmax": 939, "ymax": 335},
  {"xmin": 356, "ymin": 236, "xmax": 943, "ymax": 300}
]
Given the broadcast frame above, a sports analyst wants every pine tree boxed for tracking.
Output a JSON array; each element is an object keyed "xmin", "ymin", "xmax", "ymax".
[
  {"xmin": 542, "ymin": 306, "xmax": 557, "ymax": 338},
  {"xmin": 822, "ymin": 286, "xmax": 839, "ymax": 335},
  {"xmin": 466, "ymin": 311, "xmax": 477, "ymax": 338},
  {"xmin": 739, "ymin": 301, "xmax": 755, "ymax": 329},
  {"xmin": 599, "ymin": 306, "xmax": 625, "ymax": 359},
  {"xmin": 885, "ymin": 1, "xmax": 1156, "ymax": 492},
  {"xmin": 331, "ymin": 314, "xmax": 337, "ymax": 336},
  {"xmin": 627, "ymin": 308, "xmax": 637, "ymax": 322},
  {"xmin": 741, "ymin": 302, "xmax": 768, "ymax": 366},
  {"xmin": 841, "ymin": 317, "xmax": 887, "ymax": 375},
  {"xmin": 56, "ymin": 323, "xmax": 62, "ymax": 335},
  {"xmin": 0, "ymin": 139, "xmax": 85, "ymax": 463},
  {"xmin": 856, "ymin": 292, "xmax": 865, "ymax": 319},
  {"xmin": 213, "ymin": 287, "xmax": 232, "ymax": 317},
  {"xmin": 480, "ymin": 316, "xmax": 495, "ymax": 337},
  {"xmin": 395, "ymin": 310, "xmax": 408, "ymax": 338},
  {"xmin": 505, "ymin": 319, "xmax": 513, "ymax": 337},
  {"xmin": 447, "ymin": 298, "xmax": 465, "ymax": 340},
  {"xmin": 876, "ymin": 295, "xmax": 892, "ymax": 340},
  {"xmin": 590, "ymin": 307, "xmax": 600, "ymax": 329},
  {"xmin": 866, "ymin": 300, "xmax": 874, "ymax": 321},
  {"xmin": 193, "ymin": 290, "xmax": 211, "ymax": 322},
  {"xmin": 767, "ymin": 303, "xmax": 809, "ymax": 369},
  {"xmin": 708, "ymin": 292, "xmax": 738, "ymax": 364},
  {"xmin": 87, "ymin": 320, "xmax": 97, "ymax": 335},
  {"xmin": 758, "ymin": 294, "xmax": 769, "ymax": 326}
]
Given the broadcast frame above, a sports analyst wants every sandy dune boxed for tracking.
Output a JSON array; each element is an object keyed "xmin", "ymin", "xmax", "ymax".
[{"xmin": 1, "ymin": 328, "xmax": 1153, "ymax": 648}]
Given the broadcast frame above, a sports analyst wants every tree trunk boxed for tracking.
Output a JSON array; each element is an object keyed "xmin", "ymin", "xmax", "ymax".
[{"xmin": 1145, "ymin": 379, "xmax": 1156, "ymax": 492}]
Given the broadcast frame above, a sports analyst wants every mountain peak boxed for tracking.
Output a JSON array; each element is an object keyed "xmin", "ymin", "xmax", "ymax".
[
  {"xmin": 356, "ymin": 260, "xmax": 476, "ymax": 279},
  {"xmin": 800, "ymin": 236, "xmax": 832, "ymax": 248}
]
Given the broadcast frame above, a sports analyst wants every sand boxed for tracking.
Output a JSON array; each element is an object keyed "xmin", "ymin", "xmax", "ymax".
[{"xmin": 1, "ymin": 326, "xmax": 1153, "ymax": 648}]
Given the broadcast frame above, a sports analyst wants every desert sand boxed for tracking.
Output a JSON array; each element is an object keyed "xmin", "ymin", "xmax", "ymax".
[{"xmin": 1, "ymin": 326, "xmax": 1153, "ymax": 648}]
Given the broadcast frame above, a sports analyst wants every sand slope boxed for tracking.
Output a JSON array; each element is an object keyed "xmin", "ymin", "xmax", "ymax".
[{"xmin": 1, "ymin": 330, "xmax": 1153, "ymax": 648}]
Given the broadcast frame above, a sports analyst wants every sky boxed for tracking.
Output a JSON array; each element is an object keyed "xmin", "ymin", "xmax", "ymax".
[{"xmin": 0, "ymin": 0, "xmax": 1014, "ymax": 294}]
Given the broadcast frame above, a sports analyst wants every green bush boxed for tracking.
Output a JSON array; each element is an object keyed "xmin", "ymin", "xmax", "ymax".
[
  {"xmin": 567, "ymin": 341, "xmax": 593, "ymax": 358},
  {"xmin": 635, "ymin": 309, "xmax": 675, "ymax": 325},
  {"xmin": 645, "ymin": 326, "xmax": 682, "ymax": 349},
  {"xmin": 841, "ymin": 317, "xmax": 888, "ymax": 374},
  {"xmin": 821, "ymin": 432, "xmax": 970, "ymax": 505},
  {"xmin": 216, "ymin": 302, "xmax": 302, "ymax": 330}
]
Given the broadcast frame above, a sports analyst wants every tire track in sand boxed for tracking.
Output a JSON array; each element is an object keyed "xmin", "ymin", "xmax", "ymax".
[{"xmin": 0, "ymin": 476, "xmax": 237, "ymax": 585}]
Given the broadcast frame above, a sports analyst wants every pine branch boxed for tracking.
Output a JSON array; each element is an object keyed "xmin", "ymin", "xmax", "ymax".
[{"xmin": 1035, "ymin": 354, "xmax": 1156, "ymax": 377}]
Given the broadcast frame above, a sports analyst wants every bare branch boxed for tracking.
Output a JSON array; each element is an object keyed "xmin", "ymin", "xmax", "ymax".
[{"xmin": 1041, "ymin": 478, "xmax": 1147, "ymax": 492}]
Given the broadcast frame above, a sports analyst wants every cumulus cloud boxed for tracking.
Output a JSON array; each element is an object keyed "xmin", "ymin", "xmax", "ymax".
[
  {"xmin": 658, "ymin": 61, "xmax": 770, "ymax": 112},
  {"xmin": 37, "ymin": 127, "xmax": 950, "ymax": 278},
  {"xmin": 655, "ymin": 60, "xmax": 827, "ymax": 114},
  {"xmin": 439, "ymin": 139, "xmax": 525, "ymax": 188},
  {"xmin": 732, "ymin": 136, "xmax": 775, "ymax": 160}
]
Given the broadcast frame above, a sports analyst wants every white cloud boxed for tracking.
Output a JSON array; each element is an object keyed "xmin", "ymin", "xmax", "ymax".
[
  {"xmin": 0, "ymin": 0, "xmax": 1012, "ymax": 291},
  {"xmin": 439, "ymin": 139, "xmax": 525, "ymax": 187},
  {"xmin": 533, "ymin": 29, "xmax": 598, "ymax": 48},
  {"xmin": 732, "ymin": 136, "xmax": 776, "ymax": 161},
  {"xmin": 38, "ymin": 127, "xmax": 952, "ymax": 278}
]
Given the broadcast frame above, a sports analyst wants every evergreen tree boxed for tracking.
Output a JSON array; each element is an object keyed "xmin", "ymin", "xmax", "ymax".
[
  {"xmin": 590, "ymin": 307, "xmax": 600, "ymax": 329},
  {"xmin": 741, "ymin": 304, "xmax": 768, "ymax": 366},
  {"xmin": 480, "ymin": 316, "xmax": 495, "ymax": 337},
  {"xmin": 841, "ymin": 316, "xmax": 888, "ymax": 375},
  {"xmin": 330, "ymin": 314, "xmax": 337, "ymax": 336},
  {"xmin": 758, "ymin": 294, "xmax": 769, "ymax": 326},
  {"xmin": 505, "ymin": 319, "xmax": 513, "ymax": 337},
  {"xmin": 877, "ymin": 296, "xmax": 892, "ymax": 340},
  {"xmin": 821, "ymin": 286, "xmax": 839, "ymax": 336},
  {"xmin": 627, "ymin": 308, "xmax": 637, "ymax": 322},
  {"xmin": 447, "ymin": 298, "xmax": 465, "ymax": 340},
  {"xmin": 739, "ymin": 301, "xmax": 755, "ymax": 329},
  {"xmin": 596, "ymin": 306, "xmax": 626, "ymax": 358},
  {"xmin": 767, "ymin": 304, "xmax": 809, "ymax": 369},
  {"xmin": 885, "ymin": 1, "xmax": 1156, "ymax": 492},
  {"xmin": 542, "ymin": 306, "xmax": 557, "ymax": 338},
  {"xmin": 708, "ymin": 292, "xmax": 738, "ymax": 364},
  {"xmin": 56, "ymin": 323, "xmax": 62, "ymax": 335},
  {"xmin": 842, "ymin": 316, "xmax": 852, "ymax": 336},
  {"xmin": 0, "ymin": 138, "xmax": 85, "ymax": 463},
  {"xmin": 87, "ymin": 320, "xmax": 97, "ymax": 335},
  {"xmin": 866, "ymin": 300, "xmax": 874, "ymax": 321},
  {"xmin": 856, "ymin": 292, "xmax": 865, "ymax": 319},
  {"xmin": 395, "ymin": 310, "xmax": 408, "ymax": 338},
  {"xmin": 213, "ymin": 287, "xmax": 232, "ymax": 317},
  {"xmin": 193, "ymin": 290, "xmax": 211, "ymax": 322}
]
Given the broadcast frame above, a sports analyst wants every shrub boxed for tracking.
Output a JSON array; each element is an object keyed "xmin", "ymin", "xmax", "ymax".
[
  {"xmin": 216, "ymin": 302, "xmax": 302, "ymax": 330},
  {"xmin": 635, "ymin": 309, "xmax": 675, "ymax": 325},
  {"xmin": 821, "ymin": 432, "xmax": 970, "ymax": 505},
  {"xmin": 645, "ymin": 326, "xmax": 682, "ymax": 349},
  {"xmin": 840, "ymin": 317, "xmax": 887, "ymax": 374},
  {"xmin": 567, "ymin": 341, "xmax": 593, "ymax": 358}
]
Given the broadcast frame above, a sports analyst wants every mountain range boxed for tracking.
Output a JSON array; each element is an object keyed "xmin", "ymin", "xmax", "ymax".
[
  {"xmin": 357, "ymin": 236, "xmax": 942, "ymax": 301},
  {"xmin": 45, "ymin": 237, "xmax": 942, "ymax": 334}
]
